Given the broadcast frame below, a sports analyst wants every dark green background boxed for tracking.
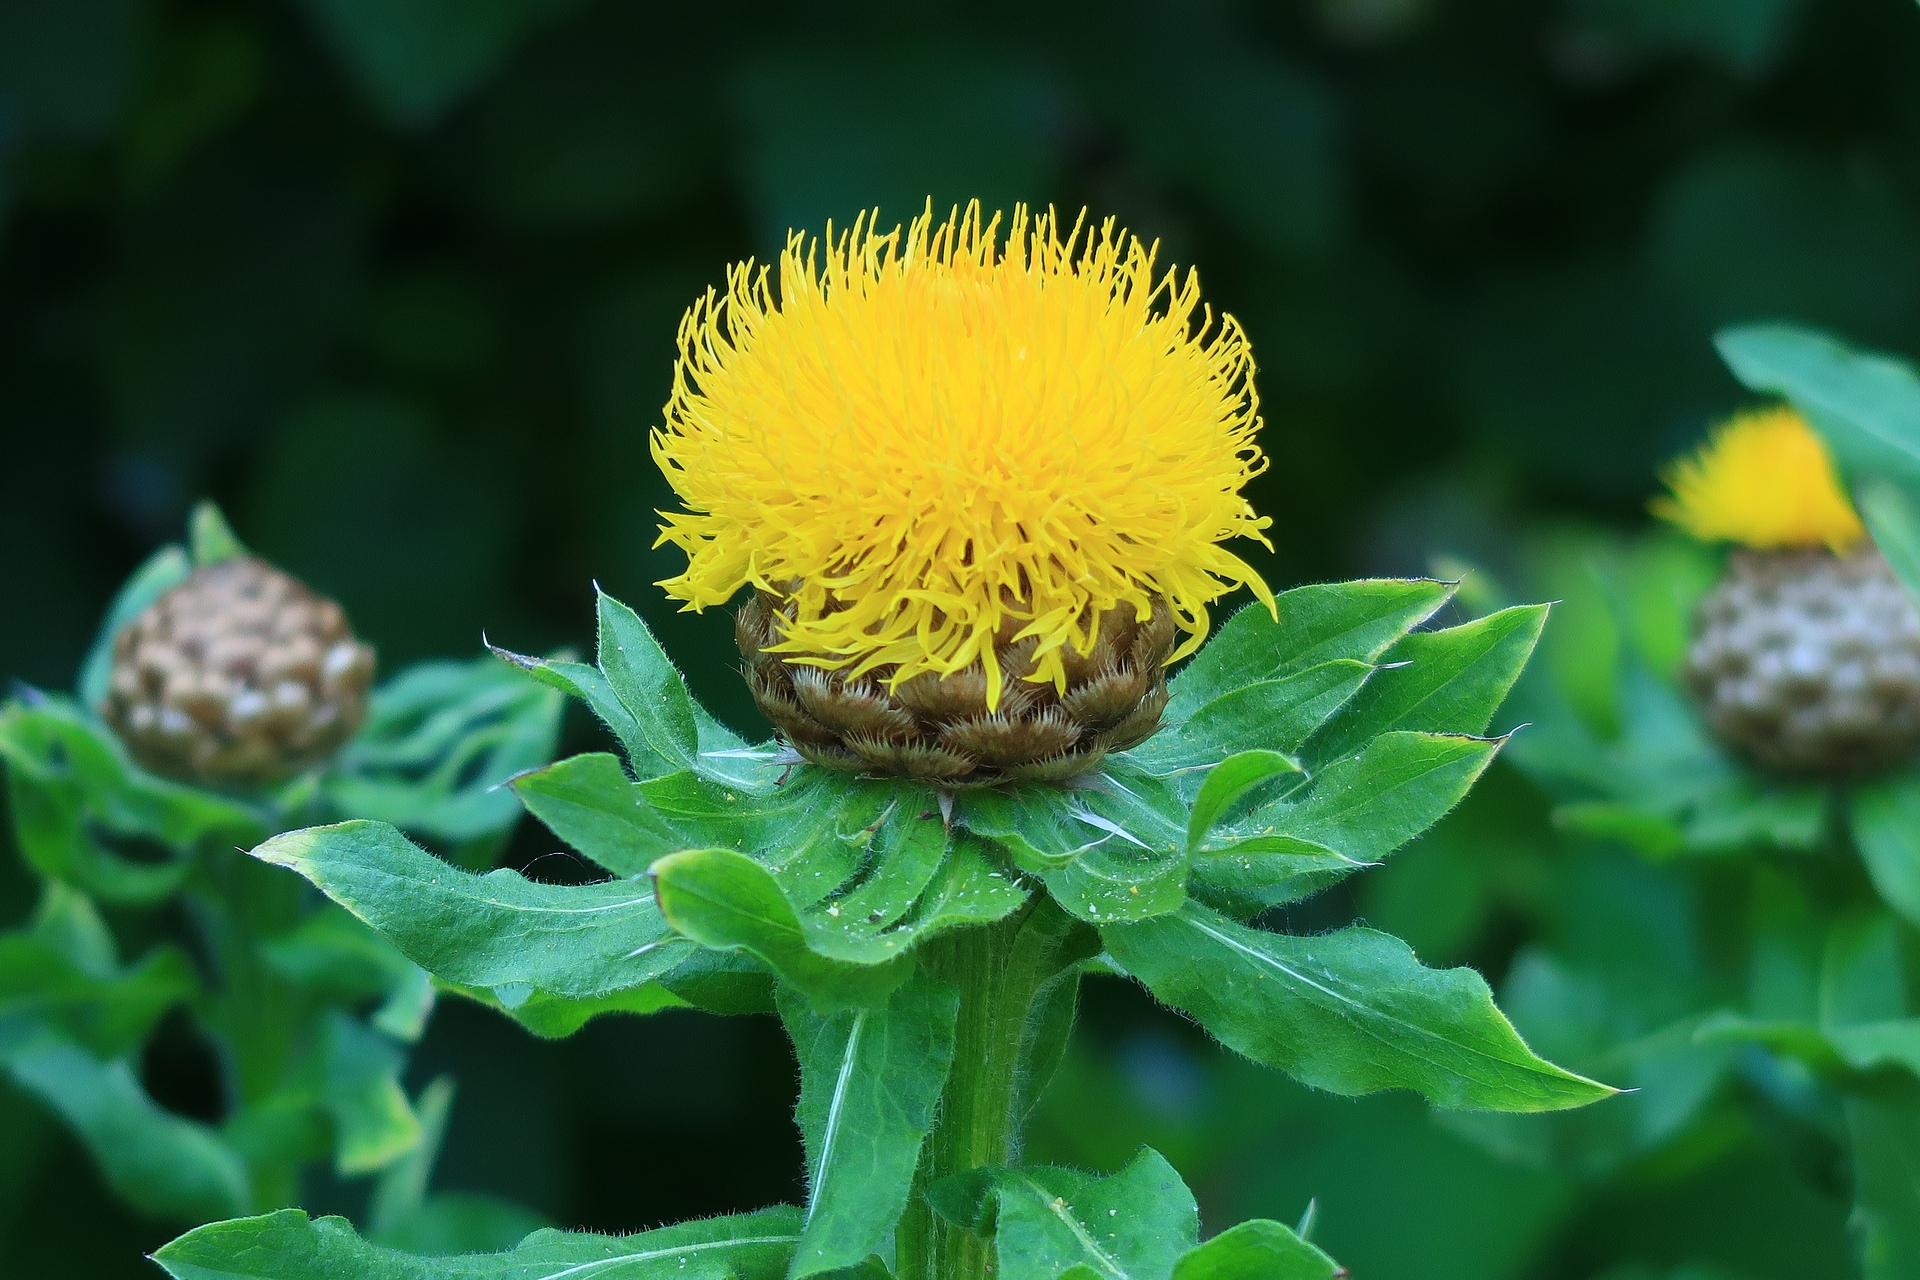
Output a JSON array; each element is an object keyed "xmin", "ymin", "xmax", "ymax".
[{"xmin": 1, "ymin": 0, "xmax": 1913, "ymax": 1274}]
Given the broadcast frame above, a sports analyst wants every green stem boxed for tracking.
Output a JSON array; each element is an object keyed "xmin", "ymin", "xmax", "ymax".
[{"xmin": 896, "ymin": 896, "xmax": 1096, "ymax": 1280}]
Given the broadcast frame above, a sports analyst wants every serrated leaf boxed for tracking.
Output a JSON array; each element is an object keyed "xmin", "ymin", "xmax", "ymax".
[
  {"xmin": 780, "ymin": 971, "xmax": 959, "ymax": 1278},
  {"xmin": 8, "ymin": 1036, "xmax": 249, "ymax": 1222},
  {"xmin": 510, "ymin": 751, "xmax": 686, "ymax": 878},
  {"xmin": 154, "ymin": 1205, "xmax": 804, "ymax": 1280},
  {"xmin": 990, "ymin": 1147, "xmax": 1199, "ymax": 1280},
  {"xmin": 252, "ymin": 821, "xmax": 694, "ymax": 1005},
  {"xmin": 1131, "ymin": 661, "xmax": 1371, "ymax": 775},
  {"xmin": 1103, "ymin": 902, "xmax": 1613, "ymax": 1110},
  {"xmin": 651, "ymin": 848, "xmax": 911, "ymax": 1012},
  {"xmin": 1307, "ymin": 604, "xmax": 1547, "ymax": 765},
  {"xmin": 1171, "ymin": 1219, "xmax": 1340, "ymax": 1280},
  {"xmin": 1241, "ymin": 730, "xmax": 1499, "ymax": 863},
  {"xmin": 595, "ymin": 588, "xmax": 701, "ymax": 775},
  {"xmin": 1169, "ymin": 579, "xmax": 1455, "ymax": 719}
]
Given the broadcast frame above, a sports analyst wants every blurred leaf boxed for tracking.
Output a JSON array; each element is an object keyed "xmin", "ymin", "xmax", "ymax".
[
  {"xmin": 298, "ymin": 0, "xmax": 580, "ymax": 129},
  {"xmin": 0, "ymin": 696, "xmax": 265, "ymax": 904},
  {"xmin": 122, "ymin": 16, "xmax": 262, "ymax": 192},
  {"xmin": 1104, "ymin": 902, "xmax": 1613, "ymax": 1111},
  {"xmin": 0, "ymin": 927, "xmax": 195, "ymax": 1059},
  {"xmin": 319, "ymin": 1012, "xmax": 419, "ymax": 1177},
  {"xmin": 1846, "ymin": 1089, "xmax": 1920, "ymax": 1280},
  {"xmin": 779, "ymin": 970, "xmax": 958, "ymax": 1278},
  {"xmin": 252, "ymin": 820, "xmax": 695, "ymax": 1007},
  {"xmin": 155, "ymin": 1206, "xmax": 804, "ymax": 1279},
  {"xmin": 8, "ymin": 1036, "xmax": 248, "ymax": 1222},
  {"xmin": 186, "ymin": 499, "xmax": 245, "ymax": 566},
  {"xmin": 1857, "ymin": 480, "xmax": 1920, "ymax": 606},
  {"xmin": 1172, "ymin": 1219, "xmax": 1341, "ymax": 1280},
  {"xmin": 1853, "ymin": 775, "xmax": 1920, "ymax": 928},
  {"xmin": 324, "ymin": 656, "xmax": 563, "ymax": 851},
  {"xmin": 77, "ymin": 541, "xmax": 191, "ymax": 711},
  {"xmin": 368, "ymin": 1075, "xmax": 452, "ymax": 1237}
]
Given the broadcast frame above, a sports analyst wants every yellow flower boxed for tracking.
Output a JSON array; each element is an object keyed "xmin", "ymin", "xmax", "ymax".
[
  {"xmin": 651, "ymin": 202, "xmax": 1274, "ymax": 708},
  {"xmin": 1651, "ymin": 405, "xmax": 1865, "ymax": 552}
]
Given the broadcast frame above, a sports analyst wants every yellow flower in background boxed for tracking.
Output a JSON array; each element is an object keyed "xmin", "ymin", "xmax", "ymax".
[
  {"xmin": 1651, "ymin": 405, "xmax": 1865, "ymax": 552},
  {"xmin": 651, "ymin": 202, "xmax": 1274, "ymax": 708}
]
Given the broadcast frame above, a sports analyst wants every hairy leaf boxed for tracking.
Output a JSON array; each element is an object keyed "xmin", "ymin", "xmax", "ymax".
[
  {"xmin": 990, "ymin": 1147, "xmax": 1199, "ymax": 1280},
  {"xmin": 253, "ymin": 821, "xmax": 694, "ymax": 1004},
  {"xmin": 1104, "ymin": 902, "xmax": 1613, "ymax": 1110},
  {"xmin": 155, "ymin": 1205, "xmax": 804, "ymax": 1279},
  {"xmin": 1171, "ymin": 1220, "xmax": 1340, "ymax": 1280},
  {"xmin": 1169, "ymin": 579, "xmax": 1454, "ymax": 719},
  {"xmin": 1133, "ymin": 661, "xmax": 1370, "ymax": 774},
  {"xmin": 1307, "ymin": 604, "xmax": 1546, "ymax": 764},
  {"xmin": 780, "ymin": 971, "xmax": 959, "ymax": 1277}
]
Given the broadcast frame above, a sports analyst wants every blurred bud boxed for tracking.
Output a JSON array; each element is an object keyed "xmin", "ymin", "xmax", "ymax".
[
  {"xmin": 104, "ymin": 557, "xmax": 375, "ymax": 786},
  {"xmin": 1686, "ymin": 548, "xmax": 1920, "ymax": 776}
]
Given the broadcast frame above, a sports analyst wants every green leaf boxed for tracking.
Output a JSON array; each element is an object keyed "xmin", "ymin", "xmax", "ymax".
[
  {"xmin": 963, "ymin": 764, "xmax": 1189, "ymax": 923},
  {"xmin": 325, "ymin": 657, "xmax": 564, "ymax": 850},
  {"xmin": 595, "ymin": 587, "xmax": 701, "ymax": 776},
  {"xmin": 780, "ymin": 971, "xmax": 959, "ymax": 1277},
  {"xmin": 1103, "ymin": 902, "xmax": 1613, "ymax": 1110},
  {"xmin": 1189, "ymin": 834, "xmax": 1374, "ymax": 917},
  {"xmin": 187, "ymin": 499, "xmax": 248, "ymax": 566},
  {"xmin": 1847, "ymin": 1090, "xmax": 1920, "ymax": 1280},
  {"xmin": 0, "ymin": 929, "xmax": 196, "ymax": 1058},
  {"xmin": 1187, "ymin": 751, "xmax": 1302, "ymax": 852},
  {"xmin": 252, "ymin": 821, "xmax": 695, "ymax": 1005},
  {"xmin": 77, "ymin": 543, "xmax": 192, "ymax": 712},
  {"xmin": 319, "ymin": 1012, "xmax": 421, "ymax": 1176},
  {"xmin": 990, "ymin": 1147, "xmax": 1199, "ymax": 1280},
  {"xmin": 446, "ymin": 977, "xmax": 689, "ymax": 1038},
  {"xmin": 1717, "ymin": 323, "xmax": 1920, "ymax": 486},
  {"xmin": 1853, "ymin": 773, "xmax": 1920, "ymax": 928},
  {"xmin": 1131, "ymin": 661, "xmax": 1371, "ymax": 774},
  {"xmin": 1859, "ymin": 478, "xmax": 1920, "ymax": 605},
  {"xmin": 510, "ymin": 751, "xmax": 687, "ymax": 878},
  {"xmin": 8, "ymin": 1037, "xmax": 249, "ymax": 1222},
  {"xmin": 369, "ymin": 1075, "xmax": 455, "ymax": 1237},
  {"xmin": 1169, "ymin": 579, "xmax": 1455, "ymax": 719},
  {"xmin": 651, "ymin": 848, "xmax": 912, "ymax": 1012},
  {"xmin": 1171, "ymin": 1220, "xmax": 1341, "ymax": 1280},
  {"xmin": 490, "ymin": 644, "xmax": 655, "ymax": 771},
  {"xmin": 1306, "ymin": 604, "xmax": 1547, "ymax": 765},
  {"xmin": 1240, "ymin": 731, "xmax": 1499, "ymax": 863},
  {"xmin": 155, "ymin": 1205, "xmax": 804, "ymax": 1279},
  {"xmin": 0, "ymin": 696, "xmax": 266, "ymax": 904}
]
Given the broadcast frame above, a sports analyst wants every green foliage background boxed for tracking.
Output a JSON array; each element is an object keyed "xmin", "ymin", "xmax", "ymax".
[{"xmin": 4, "ymin": 0, "xmax": 1919, "ymax": 1275}]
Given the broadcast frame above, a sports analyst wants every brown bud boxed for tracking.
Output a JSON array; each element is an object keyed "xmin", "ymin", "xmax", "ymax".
[
  {"xmin": 103, "ymin": 557, "xmax": 375, "ymax": 786},
  {"xmin": 1685, "ymin": 547, "xmax": 1920, "ymax": 776},
  {"xmin": 739, "ymin": 591, "xmax": 1177, "ymax": 787}
]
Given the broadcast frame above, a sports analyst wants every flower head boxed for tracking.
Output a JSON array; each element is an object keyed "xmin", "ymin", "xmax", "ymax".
[
  {"xmin": 1651, "ymin": 405, "xmax": 1865, "ymax": 552},
  {"xmin": 652, "ymin": 202, "xmax": 1274, "ymax": 708}
]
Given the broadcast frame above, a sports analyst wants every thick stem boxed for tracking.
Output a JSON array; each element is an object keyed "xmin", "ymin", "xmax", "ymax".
[{"xmin": 896, "ymin": 896, "xmax": 1095, "ymax": 1280}]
